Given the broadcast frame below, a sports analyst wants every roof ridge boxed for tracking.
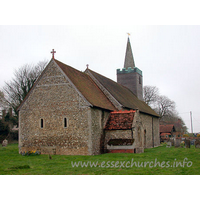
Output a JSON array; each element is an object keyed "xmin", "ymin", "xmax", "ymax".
[
  {"xmin": 87, "ymin": 68, "xmax": 137, "ymax": 95},
  {"xmin": 87, "ymin": 68, "xmax": 117, "ymax": 84},
  {"xmin": 85, "ymin": 68, "xmax": 122, "ymax": 110},
  {"xmin": 54, "ymin": 59, "xmax": 83, "ymax": 74},
  {"xmin": 86, "ymin": 68, "xmax": 159, "ymax": 117}
]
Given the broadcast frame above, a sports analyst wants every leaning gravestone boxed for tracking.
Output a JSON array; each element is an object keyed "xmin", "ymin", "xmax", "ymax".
[
  {"xmin": 185, "ymin": 140, "xmax": 190, "ymax": 148},
  {"xmin": 195, "ymin": 140, "xmax": 200, "ymax": 148},
  {"xmin": 2, "ymin": 139, "xmax": 8, "ymax": 147},
  {"xmin": 175, "ymin": 139, "xmax": 181, "ymax": 148}
]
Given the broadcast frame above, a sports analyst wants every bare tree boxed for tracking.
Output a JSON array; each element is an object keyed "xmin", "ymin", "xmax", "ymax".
[
  {"xmin": 144, "ymin": 85, "xmax": 187, "ymax": 132},
  {"xmin": 143, "ymin": 85, "xmax": 159, "ymax": 106},
  {"xmin": 154, "ymin": 95, "xmax": 176, "ymax": 119},
  {"xmin": 3, "ymin": 60, "xmax": 48, "ymax": 115},
  {"xmin": 0, "ymin": 90, "xmax": 9, "ymax": 111}
]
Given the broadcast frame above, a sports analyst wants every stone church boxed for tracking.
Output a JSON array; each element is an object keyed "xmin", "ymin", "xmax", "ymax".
[{"xmin": 17, "ymin": 37, "xmax": 160, "ymax": 155}]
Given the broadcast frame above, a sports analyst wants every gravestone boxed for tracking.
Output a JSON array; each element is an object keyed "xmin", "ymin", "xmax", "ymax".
[
  {"xmin": 175, "ymin": 139, "xmax": 181, "ymax": 148},
  {"xmin": 195, "ymin": 140, "xmax": 200, "ymax": 148},
  {"xmin": 180, "ymin": 141, "xmax": 185, "ymax": 148},
  {"xmin": 166, "ymin": 141, "xmax": 171, "ymax": 148},
  {"xmin": 2, "ymin": 139, "xmax": 8, "ymax": 147},
  {"xmin": 185, "ymin": 140, "xmax": 190, "ymax": 148},
  {"xmin": 190, "ymin": 140, "xmax": 195, "ymax": 145},
  {"xmin": 170, "ymin": 138, "xmax": 174, "ymax": 146}
]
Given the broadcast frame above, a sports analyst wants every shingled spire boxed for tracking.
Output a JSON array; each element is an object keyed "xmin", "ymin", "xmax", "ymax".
[
  {"xmin": 117, "ymin": 36, "xmax": 143, "ymax": 101},
  {"xmin": 124, "ymin": 37, "xmax": 136, "ymax": 69}
]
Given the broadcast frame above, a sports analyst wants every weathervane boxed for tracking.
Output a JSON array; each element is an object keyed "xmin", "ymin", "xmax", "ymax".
[
  {"xmin": 127, "ymin": 33, "xmax": 131, "ymax": 37},
  {"xmin": 51, "ymin": 49, "xmax": 56, "ymax": 59}
]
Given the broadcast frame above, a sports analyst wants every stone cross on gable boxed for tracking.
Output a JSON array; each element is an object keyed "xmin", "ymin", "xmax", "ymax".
[{"xmin": 51, "ymin": 49, "xmax": 56, "ymax": 59}]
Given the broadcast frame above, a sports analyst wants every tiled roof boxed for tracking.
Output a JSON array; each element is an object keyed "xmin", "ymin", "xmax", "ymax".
[
  {"xmin": 54, "ymin": 59, "xmax": 116, "ymax": 111},
  {"xmin": 104, "ymin": 110, "xmax": 135, "ymax": 130},
  {"xmin": 87, "ymin": 69, "xmax": 159, "ymax": 117},
  {"xmin": 160, "ymin": 132, "xmax": 171, "ymax": 136},
  {"xmin": 160, "ymin": 124, "xmax": 175, "ymax": 133},
  {"xmin": 17, "ymin": 58, "xmax": 160, "ymax": 118}
]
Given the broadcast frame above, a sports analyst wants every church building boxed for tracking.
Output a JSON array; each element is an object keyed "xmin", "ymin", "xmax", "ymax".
[{"xmin": 17, "ymin": 37, "xmax": 160, "ymax": 155}]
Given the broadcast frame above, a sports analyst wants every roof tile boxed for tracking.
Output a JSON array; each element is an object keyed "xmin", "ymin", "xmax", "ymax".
[
  {"xmin": 55, "ymin": 59, "xmax": 116, "ymax": 111},
  {"xmin": 87, "ymin": 69, "xmax": 159, "ymax": 117},
  {"xmin": 160, "ymin": 124, "xmax": 175, "ymax": 133},
  {"xmin": 104, "ymin": 110, "xmax": 135, "ymax": 130}
]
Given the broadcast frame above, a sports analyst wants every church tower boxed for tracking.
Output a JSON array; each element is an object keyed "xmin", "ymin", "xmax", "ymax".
[{"xmin": 117, "ymin": 37, "xmax": 143, "ymax": 100}]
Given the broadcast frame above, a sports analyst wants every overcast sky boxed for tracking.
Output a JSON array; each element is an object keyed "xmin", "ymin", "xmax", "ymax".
[{"xmin": 1, "ymin": 25, "xmax": 200, "ymax": 132}]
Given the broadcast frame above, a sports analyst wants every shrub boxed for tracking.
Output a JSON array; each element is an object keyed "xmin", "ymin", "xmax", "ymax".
[{"xmin": 183, "ymin": 134, "xmax": 189, "ymax": 137}]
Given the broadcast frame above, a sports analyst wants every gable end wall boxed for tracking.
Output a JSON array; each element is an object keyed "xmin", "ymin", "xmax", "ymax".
[{"xmin": 19, "ymin": 61, "xmax": 91, "ymax": 155}]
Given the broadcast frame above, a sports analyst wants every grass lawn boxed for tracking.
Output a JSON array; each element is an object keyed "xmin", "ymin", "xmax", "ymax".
[{"xmin": 0, "ymin": 143, "xmax": 200, "ymax": 175}]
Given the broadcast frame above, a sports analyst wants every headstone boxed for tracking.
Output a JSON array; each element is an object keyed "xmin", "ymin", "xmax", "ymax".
[
  {"xmin": 185, "ymin": 140, "xmax": 190, "ymax": 148},
  {"xmin": 180, "ymin": 141, "xmax": 185, "ymax": 148},
  {"xmin": 2, "ymin": 139, "xmax": 8, "ymax": 147},
  {"xmin": 175, "ymin": 139, "xmax": 181, "ymax": 147},
  {"xmin": 170, "ymin": 138, "xmax": 174, "ymax": 146},
  {"xmin": 190, "ymin": 140, "xmax": 195, "ymax": 145},
  {"xmin": 195, "ymin": 140, "xmax": 200, "ymax": 148},
  {"xmin": 166, "ymin": 141, "xmax": 171, "ymax": 148}
]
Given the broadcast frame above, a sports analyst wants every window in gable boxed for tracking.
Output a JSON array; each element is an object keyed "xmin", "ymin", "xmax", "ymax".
[
  {"xmin": 64, "ymin": 117, "xmax": 68, "ymax": 128},
  {"xmin": 41, "ymin": 119, "xmax": 44, "ymax": 128}
]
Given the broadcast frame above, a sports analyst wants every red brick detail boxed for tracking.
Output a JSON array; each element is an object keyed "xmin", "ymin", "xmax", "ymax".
[{"xmin": 108, "ymin": 149, "xmax": 134, "ymax": 153}]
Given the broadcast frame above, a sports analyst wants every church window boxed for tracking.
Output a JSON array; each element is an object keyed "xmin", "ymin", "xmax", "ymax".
[
  {"xmin": 41, "ymin": 119, "xmax": 44, "ymax": 128},
  {"xmin": 64, "ymin": 117, "xmax": 67, "ymax": 128}
]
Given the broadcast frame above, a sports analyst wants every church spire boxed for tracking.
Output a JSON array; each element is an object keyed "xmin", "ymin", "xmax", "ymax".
[
  {"xmin": 124, "ymin": 37, "xmax": 136, "ymax": 69},
  {"xmin": 117, "ymin": 36, "xmax": 143, "ymax": 100}
]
